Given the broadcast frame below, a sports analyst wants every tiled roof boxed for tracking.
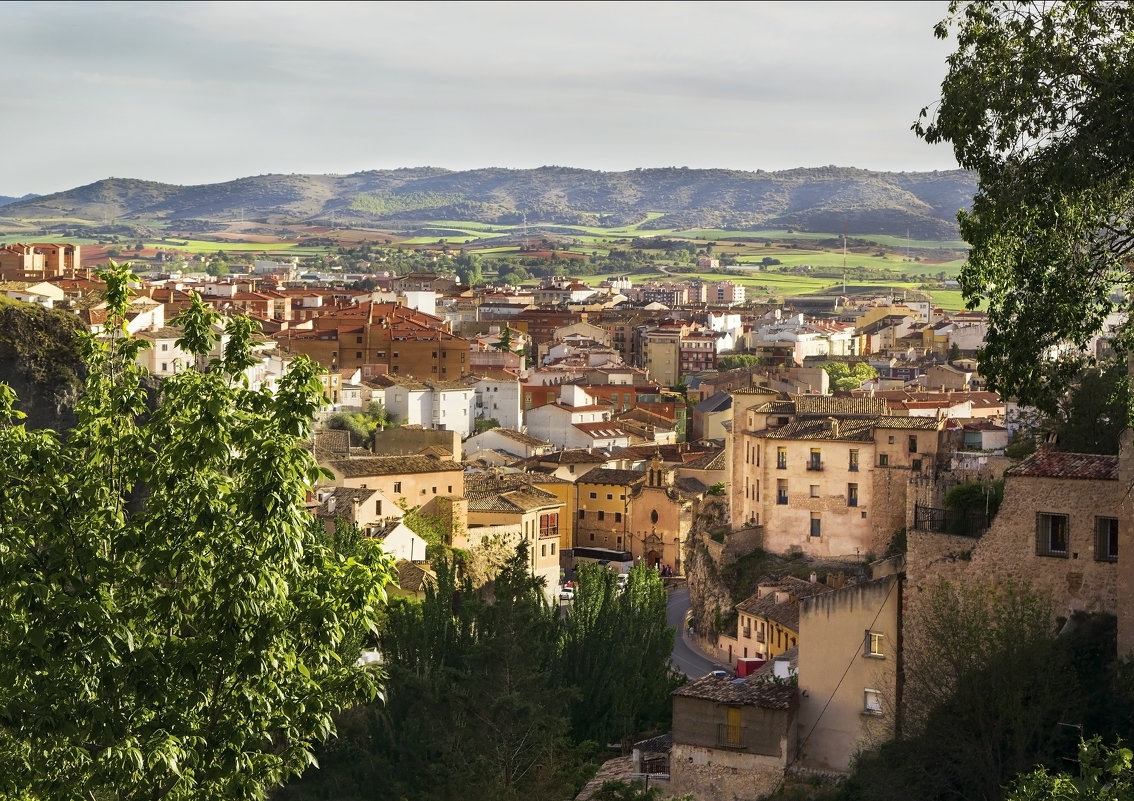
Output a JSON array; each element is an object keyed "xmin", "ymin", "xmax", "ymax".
[
  {"xmin": 395, "ymin": 560, "xmax": 435, "ymax": 591},
  {"xmin": 1006, "ymin": 449, "xmax": 1119, "ymax": 481},
  {"xmin": 490, "ymin": 428, "xmax": 553, "ymax": 447},
  {"xmin": 751, "ymin": 400, "xmax": 797, "ymax": 414},
  {"xmin": 325, "ymin": 454, "xmax": 464, "ymax": 477},
  {"xmin": 313, "ymin": 487, "xmax": 376, "ymax": 518},
  {"xmin": 672, "ymin": 674, "xmax": 797, "ymax": 708},
  {"xmin": 872, "ymin": 416, "xmax": 945, "ymax": 430},
  {"xmin": 466, "ymin": 485, "xmax": 562, "ymax": 512},
  {"xmin": 760, "ymin": 417, "xmax": 877, "ymax": 442},
  {"xmin": 680, "ymin": 449, "xmax": 727, "ymax": 471},
  {"xmin": 577, "ymin": 467, "xmax": 648, "ymax": 487},
  {"xmin": 792, "ymin": 395, "xmax": 889, "ymax": 416}
]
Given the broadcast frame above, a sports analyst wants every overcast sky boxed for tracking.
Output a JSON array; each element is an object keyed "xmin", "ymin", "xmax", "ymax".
[{"xmin": 3, "ymin": 1, "xmax": 960, "ymax": 197}]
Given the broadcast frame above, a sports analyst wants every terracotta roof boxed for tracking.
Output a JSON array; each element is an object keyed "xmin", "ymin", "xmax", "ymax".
[
  {"xmin": 1006, "ymin": 449, "xmax": 1119, "ymax": 481},
  {"xmin": 466, "ymin": 483, "xmax": 563, "ymax": 513},
  {"xmin": 395, "ymin": 560, "xmax": 435, "ymax": 591},
  {"xmin": 872, "ymin": 416, "xmax": 945, "ymax": 430},
  {"xmin": 325, "ymin": 454, "xmax": 464, "ymax": 477},
  {"xmin": 679, "ymin": 449, "xmax": 727, "ymax": 471},
  {"xmin": 313, "ymin": 487, "xmax": 376, "ymax": 518},
  {"xmin": 485, "ymin": 428, "xmax": 553, "ymax": 447},
  {"xmin": 672, "ymin": 675, "xmax": 797, "ymax": 708},
  {"xmin": 760, "ymin": 417, "xmax": 877, "ymax": 442},
  {"xmin": 577, "ymin": 467, "xmax": 648, "ymax": 487},
  {"xmin": 792, "ymin": 395, "xmax": 889, "ymax": 416}
]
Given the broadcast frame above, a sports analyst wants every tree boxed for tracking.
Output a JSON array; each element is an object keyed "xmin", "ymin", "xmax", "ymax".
[
  {"xmin": 1051, "ymin": 363, "xmax": 1131, "ymax": 455},
  {"xmin": 559, "ymin": 564, "xmax": 681, "ymax": 750},
  {"xmin": 716, "ymin": 354, "xmax": 762, "ymax": 371},
  {"xmin": 823, "ymin": 361, "xmax": 878, "ymax": 392},
  {"xmin": 0, "ymin": 263, "xmax": 394, "ymax": 801},
  {"xmin": 914, "ymin": 2, "xmax": 1134, "ymax": 414},
  {"xmin": 1006, "ymin": 739, "xmax": 1134, "ymax": 801}
]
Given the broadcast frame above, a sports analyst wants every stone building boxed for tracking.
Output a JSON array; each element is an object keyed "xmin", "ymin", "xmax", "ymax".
[
  {"xmin": 731, "ymin": 394, "xmax": 946, "ymax": 559},
  {"xmin": 669, "ymin": 676, "xmax": 798, "ymax": 801}
]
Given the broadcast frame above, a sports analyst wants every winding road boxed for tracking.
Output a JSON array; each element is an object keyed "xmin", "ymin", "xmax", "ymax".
[{"xmin": 667, "ymin": 584, "xmax": 728, "ymax": 678}]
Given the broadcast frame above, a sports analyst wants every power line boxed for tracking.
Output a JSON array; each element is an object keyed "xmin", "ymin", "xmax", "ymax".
[{"xmin": 795, "ymin": 576, "xmax": 899, "ymax": 762}]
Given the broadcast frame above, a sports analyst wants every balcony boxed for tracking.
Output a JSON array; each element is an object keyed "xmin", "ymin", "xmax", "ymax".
[
  {"xmin": 742, "ymin": 627, "xmax": 752, "ymax": 639},
  {"xmin": 776, "ymin": 493, "xmax": 788, "ymax": 506},
  {"xmin": 776, "ymin": 459, "xmax": 788, "ymax": 470},
  {"xmin": 806, "ymin": 460, "xmax": 824, "ymax": 472},
  {"xmin": 717, "ymin": 723, "xmax": 745, "ymax": 748}
]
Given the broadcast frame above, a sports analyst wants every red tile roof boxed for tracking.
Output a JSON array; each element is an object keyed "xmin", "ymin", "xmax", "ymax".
[{"xmin": 1006, "ymin": 449, "xmax": 1118, "ymax": 481}]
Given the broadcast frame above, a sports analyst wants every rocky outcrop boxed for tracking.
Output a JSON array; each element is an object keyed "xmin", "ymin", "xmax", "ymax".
[{"xmin": 0, "ymin": 301, "xmax": 86, "ymax": 431}]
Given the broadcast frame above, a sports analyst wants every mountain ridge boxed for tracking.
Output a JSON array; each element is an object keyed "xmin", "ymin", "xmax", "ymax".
[{"xmin": 0, "ymin": 166, "xmax": 975, "ymax": 239}]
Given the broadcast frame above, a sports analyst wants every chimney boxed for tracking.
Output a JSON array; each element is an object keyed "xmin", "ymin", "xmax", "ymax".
[{"xmin": 327, "ymin": 496, "xmax": 336, "ymax": 514}]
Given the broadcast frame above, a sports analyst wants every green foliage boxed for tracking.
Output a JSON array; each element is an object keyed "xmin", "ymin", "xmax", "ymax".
[
  {"xmin": 591, "ymin": 780, "xmax": 693, "ymax": 801},
  {"xmin": 0, "ymin": 262, "xmax": 395, "ymax": 801},
  {"xmin": 844, "ymin": 580, "xmax": 1126, "ymax": 801},
  {"xmin": 1005, "ymin": 435, "xmax": 1038, "ymax": 460},
  {"xmin": 400, "ymin": 505, "xmax": 451, "ymax": 560},
  {"xmin": 717, "ymin": 354, "xmax": 762, "ymax": 371},
  {"xmin": 285, "ymin": 544, "xmax": 584, "ymax": 801},
  {"xmin": 915, "ymin": 2, "xmax": 1134, "ymax": 414},
  {"xmin": 707, "ymin": 481, "xmax": 726, "ymax": 496},
  {"xmin": 475, "ymin": 417, "xmax": 500, "ymax": 434},
  {"xmin": 944, "ymin": 479, "xmax": 1004, "ymax": 520},
  {"xmin": 1052, "ymin": 365, "xmax": 1131, "ymax": 455},
  {"xmin": 1006, "ymin": 738, "xmax": 1134, "ymax": 801},
  {"xmin": 324, "ymin": 401, "xmax": 394, "ymax": 448},
  {"xmin": 349, "ymin": 191, "xmax": 464, "ymax": 216},
  {"xmin": 560, "ymin": 564, "xmax": 682, "ymax": 751},
  {"xmin": 883, "ymin": 528, "xmax": 907, "ymax": 559},
  {"xmin": 823, "ymin": 361, "xmax": 878, "ymax": 392}
]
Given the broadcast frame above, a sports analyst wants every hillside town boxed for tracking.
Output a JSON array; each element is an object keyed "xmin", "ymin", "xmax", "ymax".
[{"xmin": 2, "ymin": 240, "xmax": 1130, "ymax": 800}]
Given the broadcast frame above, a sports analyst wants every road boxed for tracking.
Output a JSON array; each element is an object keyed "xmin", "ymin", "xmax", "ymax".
[{"xmin": 667, "ymin": 584, "xmax": 727, "ymax": 678}]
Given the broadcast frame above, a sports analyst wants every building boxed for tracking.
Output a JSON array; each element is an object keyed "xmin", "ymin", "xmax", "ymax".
[
  {"xmin": 731, "ymin": 394, "xmax": 946, "ymax": 558},
  {"xmin": 0, "ymin": 243, "xmax": 80, "ymax": 281},
  {"xmin": 669, "ymin": 676, "xmax": 798, "ymax": 801}
]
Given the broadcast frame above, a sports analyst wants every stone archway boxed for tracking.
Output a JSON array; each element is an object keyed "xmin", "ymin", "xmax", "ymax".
[{"xmin": 647, "ymin": 549, "xmax": 662, "ymax": 569}]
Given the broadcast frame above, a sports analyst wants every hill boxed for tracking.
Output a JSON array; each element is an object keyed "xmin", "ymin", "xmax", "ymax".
[{"xmin": 0, "ymin": 166, "xmax": 975, "ymax": 239}]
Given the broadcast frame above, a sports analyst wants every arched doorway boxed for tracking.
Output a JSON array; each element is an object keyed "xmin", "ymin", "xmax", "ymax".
[{"xmin": 647, "ymin": 549, "xmax": 662, "ymax": 569}]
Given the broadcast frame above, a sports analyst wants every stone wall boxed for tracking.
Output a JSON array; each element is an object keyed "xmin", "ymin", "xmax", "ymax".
[{"xmin": 670, "ymin": 744, "xmax": 785, "ymax": 801}]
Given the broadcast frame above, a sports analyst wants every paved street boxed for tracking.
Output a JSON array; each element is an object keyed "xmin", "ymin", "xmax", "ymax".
[{"xmin": 667, "ymin": 584, "xmax": 727, "ymax": 678}]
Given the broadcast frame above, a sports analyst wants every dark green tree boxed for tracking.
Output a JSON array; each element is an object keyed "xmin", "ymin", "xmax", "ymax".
[
  {"xmin": 559, "ymin": 564, "xmax": 681, "ymax": 750},
  {"xmin": 915, "ymin": 2, "xmax": 1134, "ymax": 414},
  {"xmin": 0, "ymin": 264, "xmax": 393, "ymax": 801},
  {"xmin": 1005, "ymin": 738, "xmax": 1134, "ymax": 801}
]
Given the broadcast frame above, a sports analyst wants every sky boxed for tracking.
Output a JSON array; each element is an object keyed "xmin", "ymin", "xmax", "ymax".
[{"xmin": 3, "ymin": 1, "xmax": 960, "ymax": 197}]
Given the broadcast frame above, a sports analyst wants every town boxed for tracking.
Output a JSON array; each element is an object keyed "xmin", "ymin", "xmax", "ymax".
[{"xmin": 2, "ymin": 236, "xmax": 1127, "ymax": 800}]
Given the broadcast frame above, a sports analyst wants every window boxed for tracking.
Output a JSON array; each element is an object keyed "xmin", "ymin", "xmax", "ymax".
[
  {"xmin": 589, "ymin": 492, "xmax": 597, "ymax": 499},
  {"xmin": 356, "ymin": 351, "xmax": 362, "ymax": 359},
  {"xmin": 607, "ymin": 494, "xmax": 613, "ymax": 500},
  {"xmin": 908, "ymin": 435, "xmax": 918, "ymax": 453},
  {"xmin": 356, "ymin": 336, "xmax": 363, "ymax": 344},
  {"xmin": 598, "ymin": 511, "xmax": 605, "ymax": 521},
  {"xmin": 777, "ymin": 447, "xmax": 787, "ymax": 469},
  {"xmin": 432, "ymin": 487, "xmax": 437, "ymax": 494},
  {"xmin": 808, "ymin": 448, "xmax": 822, "ymax": 471},
  {"xmin": 541, "ymin": 544, "xmax": 546, "ymax": 557},
  {"xmin": 161, "ymin": 343, "xmax": 169, "ymax": 351},
  {"xmin": 864, "ymin": 689, "xmax": 883, "ymax": 716},
  {"xmin": 810, "ymin": 485, "xmax": 820, "ymax": 498},
  {"xmin": 879, "ymin": 454, "xmax": 889, "ymax": 467},
  {"xmin": 865, "ymin": 630, "xmax": 884, "ymax": 658},
  {"xmin": 849, "ymin": 449, "xmax": 859, "ymax": 471},
  {"xmin": 551, "ymin": 543, "xmax": 556, "ymax": 554},
  {"xmin": 579, "ymin": 509, "xmax": 585, "ymax": 520},
  {"xmin": 448, "ymin": 485, "xmax": 453, "ymax": 493},
  {"xmin": 912, "ymin": 458, "xmax": 923, "ymax": 472},
  {"xmin": 615, "ymin": 512, "xmax": 622, "ymax": 523},
  {"xmin": 810, "ymin": 512, "xmax": 821, "ymax": 538},
  {"xmin": 1096, "ymin": 517, "xmax": 1119, "ymax": 562},
  {"xmin": 375, "ymin": 500, "xmax": 382, "ymax": 516},
  {"xmin": 1036, "ymin": 513, "xmax": 1069, "ymax": 557},
  {"xmin": 888, "ymin": 435, "xmax": 895, "ymax": 444},
  {"xmin": 848, "ymin": 483, "xmax": 858, "ymax": 507},
  {"xmin": 776, "ymin": 480, "xmax": 788, "ymax": 505},
  {"xmin": 393, "ymin": 481, "xmax": 402, "ymax": 493},
  {"xmin": 393, "ymin": 352, "xmax": 399, "ymax": 359}
]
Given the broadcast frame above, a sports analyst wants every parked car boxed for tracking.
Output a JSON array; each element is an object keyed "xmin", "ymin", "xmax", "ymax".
[
  {"xmin": 706, "ymin": 669, "xmax": 731, "ymax": 679},
  {"xmin": 559, "ymin": 585, "xmax": 575, "ymax": 601}
]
